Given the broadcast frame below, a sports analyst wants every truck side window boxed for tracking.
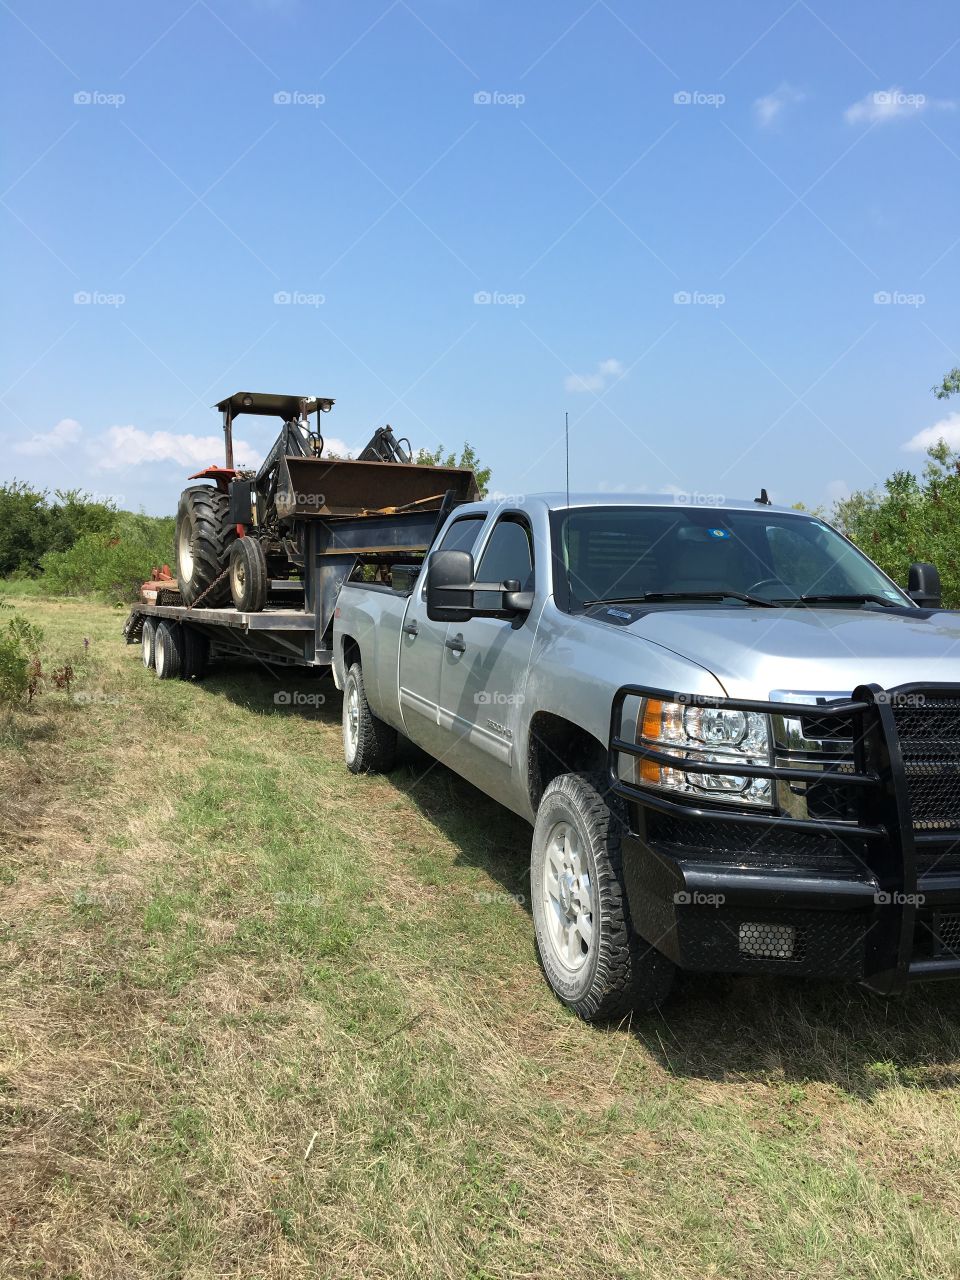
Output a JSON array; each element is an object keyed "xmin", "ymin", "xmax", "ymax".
[
  {"xmin": 475, "ymin": 516, "xmax": 534, "ymax": 610},
  {"xmin": 438, "ymin": 515, "xmax": 486, "ymax": 553}
]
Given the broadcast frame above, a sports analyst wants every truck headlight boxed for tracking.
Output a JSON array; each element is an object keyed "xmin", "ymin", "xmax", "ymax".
[{"xmin": 632, "ymin": 697, "xmax": 773, "ymax": 808}]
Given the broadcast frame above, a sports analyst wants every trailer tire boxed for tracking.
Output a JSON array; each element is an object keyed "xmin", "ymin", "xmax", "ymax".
[
  {"xmin": 180, "ymin": 625, "xmax": 209, "ymax": 680},
  {"xmin": 531, "ymin": 771, "xmax": 675, "ymax": 1022},
  {"xmin": 343, "ymin": 662, "xmax": 397, "ymax": 774},
  {"xmin": 229, "ymin": 537, "xmax": 268, "ymax": 613},
  {"xmin": 154, "ymin": 620, "xmax": 183, "ymax": 680},
  {"xmin": 141, "ymin": 617, "xmax": 157, "ymax": 670},
  {"xmin": 175, "ymin": 485, "xmax": 236, "ymax": 606}
]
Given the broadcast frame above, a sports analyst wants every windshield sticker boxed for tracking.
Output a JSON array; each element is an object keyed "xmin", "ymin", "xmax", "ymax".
[
  {"xmin": 707, "ymin": 528, "xmax": 730, "ymax": 539},
  {"xmin": 587, "ymin": 604, "xmax": 644, "ymax": 626}
]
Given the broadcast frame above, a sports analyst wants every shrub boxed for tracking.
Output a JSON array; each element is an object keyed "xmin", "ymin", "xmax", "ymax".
[{"xmin": 0, "ymin": 609, "xmax": 43, "ymax": 706}]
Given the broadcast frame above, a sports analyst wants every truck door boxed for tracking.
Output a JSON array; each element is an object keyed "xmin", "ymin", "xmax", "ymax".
[
  {"xmin": 436, "ymin": 512, "xmax": 538, "ymax": 801},
  {"xmin": 397, "ymin": 513, "xmax": 488, "ymax": 759}
]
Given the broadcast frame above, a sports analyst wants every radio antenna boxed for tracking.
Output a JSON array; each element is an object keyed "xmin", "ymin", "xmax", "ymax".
[{"xmin": 565, "ymin": 410, "xmax": 570, "ymax": 509}]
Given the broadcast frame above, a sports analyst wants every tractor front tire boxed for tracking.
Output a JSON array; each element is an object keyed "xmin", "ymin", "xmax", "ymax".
[
  {"xmin": 175, "ymin": 485, "xmax": 236, "ymax": 606},
  {"xmin": 229, "ymin": 537, "xmax": 268, "ymax": 613}
]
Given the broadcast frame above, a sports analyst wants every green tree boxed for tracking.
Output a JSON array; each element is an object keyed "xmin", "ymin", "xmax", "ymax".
[
  {"xmin": 932, "ymin": 367, "xmax": 960, "ymax": 400},
  {"xmin": 414, "ymin": 442, "xmax": 491, "ymax": 496},
  {"xmin": 0, "ymin": 482, "xmax": 117, "ymax": 576},
  {"xmin": 835, "ymin": 442, "xmax": 960, "ymax": 606}
]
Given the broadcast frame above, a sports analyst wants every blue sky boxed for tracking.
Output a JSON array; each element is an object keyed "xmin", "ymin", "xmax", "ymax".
[{"xmin": 2, "ymin": 0, "xmax": 959, "ymax": 514}]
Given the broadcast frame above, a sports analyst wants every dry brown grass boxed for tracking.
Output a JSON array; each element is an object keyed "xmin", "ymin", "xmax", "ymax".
[{"xmin": 2, "ymin": 594, "xmax": 960, "ymax": 1279}]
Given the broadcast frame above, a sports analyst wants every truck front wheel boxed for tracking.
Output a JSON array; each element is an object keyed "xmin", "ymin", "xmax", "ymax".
[
  {"xmin": 342, "ymin": 662, "xmax": 397, "ymax": 774},
  {"xmin": 531, "ymin": 772, "xmax": 674, "ymax": 1021}
]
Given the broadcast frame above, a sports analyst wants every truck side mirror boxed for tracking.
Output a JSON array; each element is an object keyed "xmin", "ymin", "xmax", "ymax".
[
  {"xmin": 908, "ymin": 562, "xmax": 941, "ymax": 609},
  {"xmin": 426, "ymin": 550, "xmax": 475, "ymax": 622}
]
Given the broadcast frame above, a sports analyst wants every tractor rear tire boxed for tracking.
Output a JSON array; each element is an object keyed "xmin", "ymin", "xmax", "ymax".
[
  {"xmin": 175, "ymin": 485, "xmax": 236, "ymax": 606},
  {"xmin": 229, "ymin": 537, "xmax": 268, "ymax": 613},
  {"xmin": 155, "ymin": 621, "xmax": 183, "ymax": 679},
  {"xmin": 141, "ymin": 617, "xmax": 157, "ymax": 669}
]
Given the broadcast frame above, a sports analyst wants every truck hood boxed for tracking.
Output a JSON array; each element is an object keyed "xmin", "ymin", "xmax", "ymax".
[{"xmin": 623, "ymin": 606, "xmax": 960, "ymax": 698}]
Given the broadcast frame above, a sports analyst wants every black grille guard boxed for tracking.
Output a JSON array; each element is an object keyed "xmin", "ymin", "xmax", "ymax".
[{"xmin": 608, "ymin": 682, "xmax": 960, "ymax": 993}]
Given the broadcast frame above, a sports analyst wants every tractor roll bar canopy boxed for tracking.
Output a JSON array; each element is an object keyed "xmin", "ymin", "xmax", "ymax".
[
  {"xmin": 214, "ymin": 391, "xmax": 335, "ymax": 469},
  {"xmin": 214, "ymin": 392, "xmax": 335, "ymax": 419}
]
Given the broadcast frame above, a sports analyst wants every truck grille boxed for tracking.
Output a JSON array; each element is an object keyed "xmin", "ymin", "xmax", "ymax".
[{"xmin": 893, "ymin": 694, "xmax": 960, "ymax": 832}]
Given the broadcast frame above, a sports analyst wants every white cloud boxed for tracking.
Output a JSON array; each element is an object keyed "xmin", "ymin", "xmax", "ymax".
[
  {"xmin": 845, "ymin": 86, "xmax": 955, "ymax": 125},
  {"xmin": 13, "ymin": 417, "xmax": 83, "ymax": 457},
  {"xmin": 754, "ymin": 83, "xmax": 805, "ymax": 127},
  {"xmin": 903, "ymin": 411, "xmax": 960, "ymax": 453},
  {"xmin": 96, "ymin": 426, "xmax": 263, "ymax": 471},
  {"xmin": 564, "ymin": 357, "xmax": 624, "ymax": 394}
]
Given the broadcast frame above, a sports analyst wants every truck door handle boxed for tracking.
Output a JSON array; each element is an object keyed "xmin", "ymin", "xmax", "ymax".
[
  {"xmin": 445, "ymin": 633, "xmax": 466, "ymax": 654},
  {"xmin": 403, "ymin": 620, "xmax": 419, "ymax": 637}
]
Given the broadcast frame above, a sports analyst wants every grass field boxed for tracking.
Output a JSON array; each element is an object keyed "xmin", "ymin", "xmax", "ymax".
[{"xmin": 3, "ymin": 593, "xmax": 960, "ymax": 1279}]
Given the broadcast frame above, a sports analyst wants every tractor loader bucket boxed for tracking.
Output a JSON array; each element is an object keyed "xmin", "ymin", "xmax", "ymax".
[{"xmin": 275, "ymin": 455, "xmax": 479, "ymax": 519}]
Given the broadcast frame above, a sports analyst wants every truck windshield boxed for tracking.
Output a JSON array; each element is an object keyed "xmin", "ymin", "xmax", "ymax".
[{"xmin": 553, "ymin": 506, "xmax": 911, "ymax": 610}]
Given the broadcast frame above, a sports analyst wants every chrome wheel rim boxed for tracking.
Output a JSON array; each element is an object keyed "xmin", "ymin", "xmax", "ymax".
[
  {"xmin": 344, "ymin": 683, "xmax": 360, "ymax": 759},
  {"xmin": 177, "ymin": 522, "xmax": 194, "ymax": 581},
  {"xmin": 542, "ymin": 820, "xmax": 594, "ymax": 973}
]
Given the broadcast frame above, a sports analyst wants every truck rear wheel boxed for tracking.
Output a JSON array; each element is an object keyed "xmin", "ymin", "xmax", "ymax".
[
  {"xmin": 342, "ymin": 662, "xmax": 397, "ymax": 774},
  {"xmin": 175, "ymin": 486, "xmax": 236, "ymax": 606},
  {"xmin": 229, "ymin": 537, "xmax": 268, "ymax": 612},
  {"xmin": 141, "ymin": 617, "xmax": 157, "ymax": 669},
  {"xmin": 154, "ymin": 620, "xmax": 183, "ymax": 680},
  {"xmin": 531, "ymin": 772, "xmax": 674, "ymax": 1022}
]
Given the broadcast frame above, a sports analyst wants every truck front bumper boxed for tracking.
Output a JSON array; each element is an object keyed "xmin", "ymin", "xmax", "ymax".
[{"xmin": 610, "ymin": 682, "xmax": 960, "ymax": 993}]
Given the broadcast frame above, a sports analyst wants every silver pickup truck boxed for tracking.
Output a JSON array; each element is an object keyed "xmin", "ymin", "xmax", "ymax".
[{"xmin": 333, "ymin": 493, "xmax": 960, "ymax": 1020}]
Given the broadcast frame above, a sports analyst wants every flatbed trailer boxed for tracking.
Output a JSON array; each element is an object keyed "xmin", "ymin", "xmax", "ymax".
[{"xmin": 124, "ymin": 454, "xmax": 479, "ymax": 676}]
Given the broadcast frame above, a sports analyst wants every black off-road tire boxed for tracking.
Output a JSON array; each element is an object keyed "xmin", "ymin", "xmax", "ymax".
[
  {"xmin": 229, "ymin": 537, "xmax": 268, "ymax": 613},
  {"xmin": 531, "ymin": 771, "xmax": 675, "ymax": 1022},
  {"xmin": 175, "ymin": 485, "xmax": 236, "ymax": 606},
  {"xmin": 342, "ymin": 662, "xmax": 397, "ymax": 774},
  {"xmin": 155, "ymin": 620, "xmax": 183, "ymax": 680},
  {"xmin": 141, "ymin": 617, "xmax": 157, "ymax": 669},
  {"xmin": 180, "ymin": 625, "xmax": 209, "ymax": 681}
]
